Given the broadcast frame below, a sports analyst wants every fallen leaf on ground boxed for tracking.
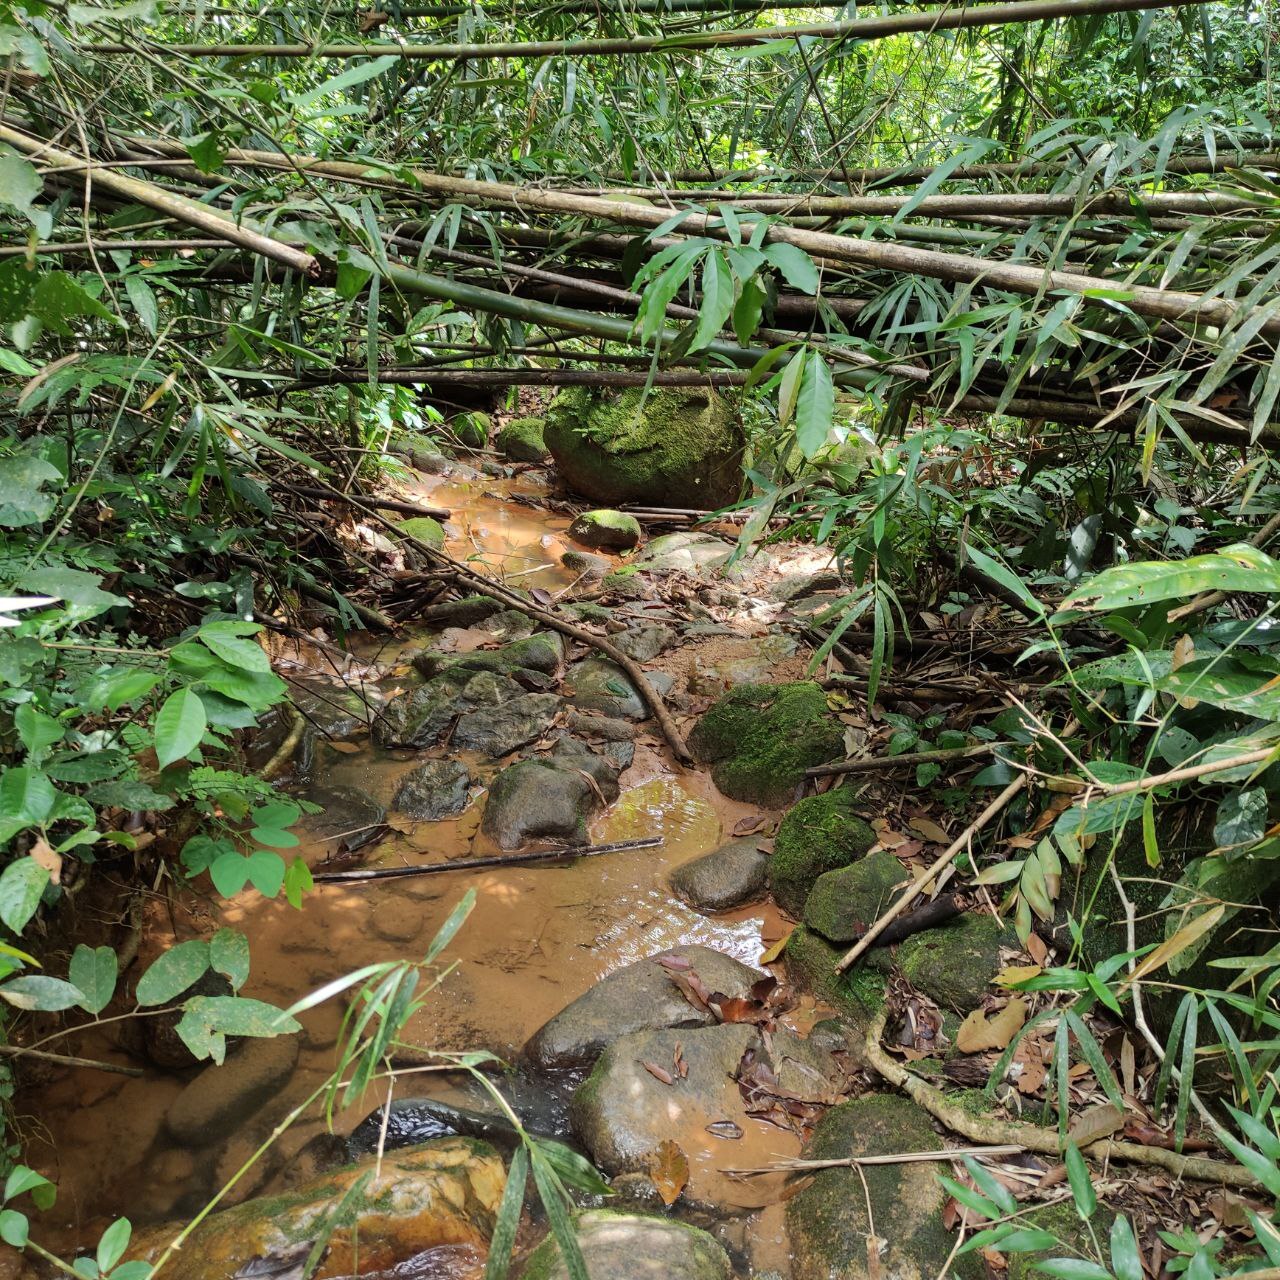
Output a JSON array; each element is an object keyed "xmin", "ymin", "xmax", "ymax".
[
  {"xmin": 641, "ymin": 1060, "xmax": 674, "ymax": 1086},
  {"xmin": 909, "ymin": 816, "xmax": 951, "ymax": 843},
  {"xmin": 650, "ymin": 1138, "xmax": 689, "ymax": 1206},
  {"xmin": 1067, "ymin": 1102, "xmax": 1124, "ymax": 1147},
  {"xmin": 995, "ymin": 964, "xmax": 1042, "ymax": 986},
  {"xmin": 733, "ymin": 814, "xmax": 768, "ymax": 836},
  {"xmin": 955, "ymin": 999, "xmax": 1028, "ymax": 1053}
]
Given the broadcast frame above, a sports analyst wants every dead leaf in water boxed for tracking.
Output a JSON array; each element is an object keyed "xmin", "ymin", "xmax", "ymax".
[
  {"xmin": 955, "ymin": 999, "xmax": 1028, "ymax": 1053},
  {"xmin": 758, "ymin": 932, "xmax": 792, "ymax": 965},
  {"xmin": 651, "ymin": 1139, "xmax": 689, "ymax": 1206},
  {"xmin": 706, "ymin": 1120, "xmax": 743, "ymax": 1140},
  {"xmin": 733, "ymin": 814, "xmax": 768, "ymax": 837}
]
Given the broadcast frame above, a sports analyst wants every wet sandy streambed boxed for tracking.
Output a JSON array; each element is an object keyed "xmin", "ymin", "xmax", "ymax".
[{"xmin": 21, "ymin": 464, "xmax": 827, "ymax": 1276}]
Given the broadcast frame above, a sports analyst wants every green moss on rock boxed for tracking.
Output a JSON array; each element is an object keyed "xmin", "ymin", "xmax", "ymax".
[
  {"xmin": 544, "ymin": 385, "xmax": 744, "ymax": 508},
  {"xmin": 396, "ymin": 516, "xmax": 446, "ymax": 546},
  {"xmin": 687, "ymin": 682, "xmax": 842, "ymax": 810},
  {"xmin": 453, "ymin": 411, "xmax": 492, "ymax": 450},
  {"xmin": 569, "ymin": 509, "xmax": 642, "ymax": 551},
  {"xmin": 497, "ymin": 415, "xmax": 549, "ymax": 463},
  {"xmin": 769, "ymin": 786, "xmax": 875, "ymax": 915},
  {"xmin": 785, "ymin": 925, "xmax": 885, "ymax": 1026},
  {"xmin": 897, "ymin": 912, "xmax": 1014, "ymax": 1011},
  {"xmin": 518, "ymin": 1210, "xmax": 731, "ymax": 1280},
  {"xmin": 804, "ymin": 851, "xmax": 910, "ymax": 943},
  {"xmin": 1003, "ymin": 1200, "xmax": 1116, "ymax": 1280}
]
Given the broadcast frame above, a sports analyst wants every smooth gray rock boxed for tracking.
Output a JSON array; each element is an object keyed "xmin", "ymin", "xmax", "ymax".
[
  {"xmin": 392, "ymin": 758, "xmax": 472, "ymax": 820},
  {"xmin": 566, "ymin": 657, "xmax": 673, "ymax": 720},
  {"xmin": 420, "ymin": 595, "xmax": 504, "ymax": 628},
  {"xmin": 517, "ymin": 1210, "xmax": 732, "ymax": 1280},
  {"xmin": 300, "ymin": 784, "xmax": 386, "ymax": 852},
  {"xmin": 669, "ymin": 839, "xmax": 770, "ymax": 912},
  {"xmin": 481, "ymin": 743, "xmax": 619, "ymax": 850},
  {"xmin": 453, "ymin": 692, "xmax": 561, "ymax": 757},
  {"xmin": 613, "ymin": 622, "xmax": 677, "ymax": 663},
  {"xmin": 561, "ymin": 549, "xmax": 612, "ymax": 579},
  {"xmin": 165, "ymin": 1036, "xmax": 300, "ymax": 1146},
  {"xmin": 524, "ymin": 945, "xmax": 763, "ymax": 1071}
]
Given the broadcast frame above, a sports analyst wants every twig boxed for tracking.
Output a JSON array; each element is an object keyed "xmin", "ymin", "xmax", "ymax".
[
  {"xmin": 806, "ymin": 740, "xmax": 1014, "ymax": 778},
  {"xmin": 311, "ymin": 837, "xmax": 661, "ymax": 882},
  {"xmin": 724, "ymin": 1144, "xmax": 1024, "ymax": 1174},
  {"xmin": 1166, "ymin": 512, "xmax": 1280, "ymax": 624},
  {"xmin": 0, "ymin": 1044, "xmax": 145, "ymax": 1077},
  {"xmin": 862, "ymin": 1012, "xmax": 1260, "ymax": 1189}
]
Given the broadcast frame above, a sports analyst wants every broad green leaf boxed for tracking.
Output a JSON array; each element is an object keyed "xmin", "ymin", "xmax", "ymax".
[
  {"xmin": 762, "ymin": 241, "xmax": 820, "ymax": 294},
  {"xmin": 1062, "ymin": 544, "xmax": 1280, "ymax": 612},
  {"xmin": 0, "ymin": 154, "xmax": 50, "ymax": 238},
  {"xmin": 0, "ymin": 855, "xmax": 52, "ymax": 934},
  {"xmin": 1108, "ymin": 1218, "xmax": 1143, "ymax": 1280},
  {"xmin": 967, "ymin": 546, "xmax": 1046, "ymax": 619},
  {"xmin": 209, "ymin": 928, "xmax": 249, "ymax": 991},
  {"xmin": 153, "ymin": 688, "xmax": 207, "ymax": 769},
  {"xmin": 1213, "ymin": 787, "xmax": 1268, "ymax": 848},
  {"xmin": 0, "ymin": 976, "xmax": 85, "ymax": 1011},
  {"xmin": 291, "ymin": 54, "xmax": 400, "ymax": 109},
  {"xmin": 484, "ymin": 1143, "xmax": 528, "ymax": 1280},
  {"xmin": 0, "ymin": 1209, "xmax": 28, "ymax": 1248},
  {"xmin": 18, "ymin": 566, "xmax": 126, "ymax": 619},
  {"xmin": 4, "ymin": 1166, "xmax": 54, "ymax": 1207},
  {"xmin": 691, "ymin": 251, "xmax": 735, "ymax": 351},
  {"xmin": 134, "ymin": 939, "xmax": 210, "ymax": 1006},
  {"xmin": 777, "ymin": 348, "xmax": 804, "ymax": 429},
  {"xmin": 96, "ymin": 1219, "xmax": 131, "ymax": 1275},
  {"xmin": 795, "ymin": 351, "xmax": 834, "ymax": 459},
  {"xmin": 14, "ymin": 705, "xmax": 63, "ymax": 757},
  {"xmin": 182, "ymin": 995, "xmax": 301, "ymax": 1037},
  {"xmin": 197, "ymin": 621, "xmax": 271, "ymax": 674},
  {"xmin": 69, "ymin": 944, "xmax": 117, "ymax": 1015},
  {"xmin": 1063, "ymin": 1142, "xmax": 1095, "ymax": 1219}
]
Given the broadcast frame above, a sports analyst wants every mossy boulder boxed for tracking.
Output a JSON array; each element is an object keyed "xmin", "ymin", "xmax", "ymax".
[
  {"xmin": 770, "ymin": 787, "xmax": 875, "ymax": 915},
  {"xmin": 396, "ymin": 516, "xmax": 446, "ymax": 546},
  {"xmin": 787, "ymin": 1096, "xmax": 980, "ymax": 1280},
  {"xmin": 688, "ymin": 682, "xmax": 842, "ymax": 809},
  {"xmin": 497, "ymin": 415, "xmax": 549, "ymax": 463},
  {"xmin": 896, "ymin": 912, "xmax": 1014, "ymax": 1012},
  {"xmin": 568, "ymin": 509, "xmax": 642, "ymax": 551},
  {"xmin": 128, "ymin": 1138, "xmax": 505, "ymax": 1280},
  {"xmin": 785, "ymin": 925, "xmax": 885, "ymax": 1026},
  {"xmin": 517, "ymin": 1210, "xmax": 731, "ymax": 1280},
  {"xmin": 413, "ymin": 631, "xmax": 565, "ymax": 680},
  {"xmin": 453, "ymin": 411, "xmax": 492, "ymax": 450},
  {"xmin": 804, "ymin": 851, "xmax": 910, "ymax": 943},
  {"xmin": 544, "ymin": 386, "xmax": 744, "ymax": 507}
]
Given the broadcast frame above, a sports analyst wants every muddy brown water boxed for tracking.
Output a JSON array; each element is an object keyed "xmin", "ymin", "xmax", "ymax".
[{"xmin": 19, "ymin": 465, "xmax": 821, "ymax": 1276}]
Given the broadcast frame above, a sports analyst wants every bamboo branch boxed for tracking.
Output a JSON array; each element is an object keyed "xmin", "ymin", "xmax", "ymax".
[{"xmin": 805, "ymin": 740, "xmax": 1015, "ymax": 777}]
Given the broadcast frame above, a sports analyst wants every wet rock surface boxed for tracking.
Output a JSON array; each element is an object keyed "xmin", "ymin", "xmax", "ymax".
[
  {"xmin": 566, "ymin": 656, "xmax": 672, "ymax": 719},
  {"xmin": 453, "ymin": 691, "xmax": 561, "ymax": 757},
  {"xmin": 165, "ymin": 1035, "xmax": 300, "ymax": 1146},
  {"xmin": 804, "ymin": 850, "xmax": 911, "ymax": 943},
  {"xmin": 569, "ymin": 509, "xmax": 643, "ymax": 551},
  {"xmin": 524, "ymin": 945, "xmax": 763, "ymax": 1071},
  {"xmin": 298, "ymin": 783, "xmax": 387, "ymax": 853},
  {"xmin": 517, "ymin": 1210, "xmax": 733, "ymax": 1280},
  {"xmin": 669, "ymin": 838, "xmax": 770, "ymax": 911},
  {"xmin": 633, "ymin": 530, "xmax": 741, "ymax": 576},
  {"xmin": 392, "ymin": 757, "xmax": 472, "ymax": 820}
]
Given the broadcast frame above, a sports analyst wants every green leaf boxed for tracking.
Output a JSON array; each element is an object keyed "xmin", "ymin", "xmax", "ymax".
[
  {"xmin": 197, "ymin": 621, "xmax": 270, "ymax": 674},
  {"xmin": 184, "ymin": 131, "xmax": 225, "ymax": 175},
  {"xmin": 134, "ymin": 939, "xmax": 210, "ymax": 1006},
  {"xmin": 1108, "ymin": 1218, "xmax": 1143, "ymax": 1280},
  {"xmin": 182, "ymin": 995, "xmax": 301, "ymax": 1038},
  {"xmin": 762, "ymin": 241, "xmax": 820, "ymax": 294},
  {"xmin": 69, "ymin": 945, "xmax": 117, "ymax": 1015},
  {"xmin": 290, "ymin": 54, "xmax": 399, "ymax": 109},
  {"xmin": 4, "ymin": 1166, "xmax": 54, "ymax": 1207},
  {"xmin": 424, "ymin": 889, "xmax": 476, "ymax": 964},
  {"xmin": 96, "ymin": 1219, "xmax": 131, "ymax": 1275},
  {"xmin": 967, "ymin": 546, "xmax": 1046, "ymax": 619},
  {"xmin": 14, "ymin": 705, "xmax": 63, "ymax": 758},
  {"xmin": 1063, "ymin": 1143, "xmax": 1095, "ymax": 1220},
  {"xmin": 18, "ymin": 566, "xmax": 126, "ymax": 619},
  {"xmin": 691, "ymin": 251, "xmax": 735, "ymax": 351},
  {"xmin": 246, "ymin": 851, "xmax": 286, "ymax": 897},
  {"xmin": 1062, "ymin": 544, "xmax": 1280, "ymax": 612},
  {"xmin": 209, "ymin": 928, "xmax": 249, "ymax": 991},
  {"xmin": 0, "ymin": 855, "xmax": 52, "ymax": 933},
  {"xmin": 0, "ymin": 154, "xmax": 50, "ymax": 238},
  {"xmin": 284, "ymin": 856, "xmax": 313, "ymax": 910},
  {"xmin": 0, "ymin": 976, "xmax": 85, "ymax": 1011},
  {"xmin": 777, "ymin": 348, "xmax": 804, "ymax": 428},
  {"xmin": 534, "ymin": 1139, "xmax": 612, "ymax": 1196},
  {"xmin": 153, "ymin": 688, "xmax": 207, "ymax": 769},
  {"xmin": 483, "ymin": 1143, "xmax": 528, "ymax": 1280},
  {"xmin": 123, "ymin": 276, "xmax": 158, "ymax": 336},
  {"xmin": 795, "ymin": 351, "xmax": 834, "ymax": 459},
  {"xmin": 0, "ymin": 1209, "xmax": 28, "ymax": 1248},
  {"xmin": 1214, "ymin": 787, "xmax": 1268, "ymax": 848}
]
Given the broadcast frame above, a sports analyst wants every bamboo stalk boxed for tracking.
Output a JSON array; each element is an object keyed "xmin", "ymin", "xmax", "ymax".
[
  {"xmin": 81, "ymin": 0, "xmax": 1220, "ymax": 59},
  {"xmin": 805, "ymin": 739, "xmax": 1015, "ymax": 777}
]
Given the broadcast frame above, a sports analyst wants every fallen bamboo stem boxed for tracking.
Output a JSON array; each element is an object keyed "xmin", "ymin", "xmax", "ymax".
[
  {"xmin": 0, "ymin": 1044, "xmax": 146, "ymax": 1077},
  {"xmin": 805, "ymin": 740, "xmax": 1014, "ymax": 777},
  {"xmin": 724, "ymin": 1144, "xmax": 1025, "ymax": 1175},
  {"xmin": 862, "ymin": 1011, "xmax": 1259, "ymax": 1189},
  {"xmin": 311, "ymin": 837, "xmax": 662, "ymax": 882}
]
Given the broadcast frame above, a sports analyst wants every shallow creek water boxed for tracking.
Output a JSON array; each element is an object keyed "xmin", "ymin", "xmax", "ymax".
[{"xmin": 21, "ymin": 464, "xmax": 821, "ymax": 1275}]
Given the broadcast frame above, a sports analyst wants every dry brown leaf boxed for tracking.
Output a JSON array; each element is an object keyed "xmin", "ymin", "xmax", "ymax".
[
  {"xmin": 1025, "ymin": 931, "xmax": 1049, "ymax": 965},
  {"xmin": 329, "ymin": 741, "xmax": 362, "ymax": 754},
  {"xmin": 650, "ymin": 1139, "xmax": 689, "ymax": 1206},
  {"xmin": 641, "ymin": 1060, "xmax": 674, "ymax": 1086},
  {"xmin": 909, "ymin": 816, "xmax": 950, "ymax": 844},
  {"xmin": 733, "ymin": 814, "xmax": 768, "ymax": 837},
  {"xmin": 1015, "ymin": 1057, "xmax": 1047, "ymax": 1095},
  {"xmin": 1067, "ymin": 1102, "xmax": 1124, "ymax": 1147},
  {"xmin": 955, "ymin": 998, "xmax": 1028, "ymax": 1053},
  {"xmin": 29, "ymin": 838, "xmax": 62, "ymax": 885},
  {"xmin": 1128, "ymin": 906, "xmax": 1225, "ymax": 985},
  {"xmin": 995, "ymin": 965, "xmax": 1042, "ymax": 986}
]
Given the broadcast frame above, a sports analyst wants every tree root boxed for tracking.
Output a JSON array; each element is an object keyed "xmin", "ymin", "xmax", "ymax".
[
  {"xmin": 261, "ymin": 706, "xmax": 306, "ymax": 781},
  {"xmin": 862, "ymin": 1011, "xmax": 1260, "ymax": 1191}
]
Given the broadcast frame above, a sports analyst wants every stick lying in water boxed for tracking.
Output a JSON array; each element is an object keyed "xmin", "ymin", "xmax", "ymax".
[{"xmin": 311, "ymin": 836, "xmax": 662, "ymax": 882}]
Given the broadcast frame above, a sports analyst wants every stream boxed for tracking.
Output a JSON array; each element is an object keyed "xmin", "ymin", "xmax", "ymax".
[{"xmin": 19, "ymin": 459, "xmax": 841, "ymax": 1277}]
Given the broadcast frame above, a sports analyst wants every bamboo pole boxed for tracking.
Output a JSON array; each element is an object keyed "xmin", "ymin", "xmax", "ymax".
[{"xmin": 80, "ymin": 0, "xmax": 1221, "ymax": 59}]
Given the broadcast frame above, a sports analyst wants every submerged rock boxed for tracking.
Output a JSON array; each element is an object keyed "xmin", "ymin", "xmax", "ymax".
[
  {"xmin": 480, "ymin": 740, "xmax": 619, "ymax": 849},
  {"xmin": 392, "ymin": 758, "xmax": 473, "ymax": 820},
  {"xmin": 569, "ymin": 509, "xmax": 643, "ymax": 551},
  {"xmin": 453, "ymin": 691, "xmax": 561, "ymax": 757},
  {"xmin": 669, "ymin": 839, "xmax": 770, "ymax": 912},
  {"xmin": 517, "ymin": 1210, "xmax": 732, "ymax": 1280},
  {"xmin": 688, "ymin": 681, "xmax": 843, "ymax": 808},
  {"xmin": 771, "ymin": 789, "xmax": 875, "ymax": 916},
  {"xmin": 544, "ymin": 386, "xmax": 744, "ymax": 508},
  {"xmin": 787, "ymin": 1096, "xmax": 979, "ymax": 1280},
  {"xmin": 804, "ymin": 851, "xmax": 910, "ymax": 943},
  {"xmin": 497, "ymin": 415, "xmax": 550, "ymax": 463},
  {"xmin": 128, "ymin": 1138, "xmax": 505, "ymax": 1280},
  {"xmin": 524, "ymin": 945, "xmax": 763, "ymax": 1071},
  {"xmin": 300, "ymin": 783, "xmax": 387, "ymax": 853},
  {"xmin": 165, "ymin": 1035, "xmax": 300, "ymax": 1146}
]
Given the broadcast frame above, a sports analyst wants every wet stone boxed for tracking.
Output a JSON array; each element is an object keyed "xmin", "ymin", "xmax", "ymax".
[
  {"xmin": 392, "ymin": 758, "xmax": 472, "ymax": 820},
  {"xmin": 569, "ymin": 509, "xmax": 643, "ymax": 551},
  {"xmin": 669, "ymin": 838, "xmax": 771, "ymax": 912},
  {"xmin": 299, "ymin": 783, "xmax": 387, "ymax": 853},
  {"xmin": 803, "ymin": 850, "xmax": 910, "ymax": 944},
  {"xmin": 612, "ymin": 622, "xmax": 677, "ymax": 663},
  {"xmin": 561, "ymin": 549, "xmax": 612, "ymax": 579},
  {"xmin": 517, "ymin": 1210, "xmax": 732, "ymax": 1280},
  {"xmin": 420, "ymin": 595, "xmax": 505, "ymax": 628},
  {"xmin": 563, "ymin": 709, "xmax": 637, "ymax": 741},
  {"xmin": 165, "ymin": 1035, "xmax": 300, "ymax": 1146},
  {"xmin": 453, "ymin": 692, "xmax": 561, "ymax": 757},
  {"xmin": 524, "ymin": 944, "xmax": 763, "ymax": 1072},
  {"xmin": 566, "ymin": 656, "xmax": 673, "ymax": 720},
  {"xmin": 413, "ymin": 631, "xmax": 565, "ymax": 680}
]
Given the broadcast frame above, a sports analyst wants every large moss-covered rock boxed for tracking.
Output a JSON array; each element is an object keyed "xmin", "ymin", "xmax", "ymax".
[
  {"xmin": 771, "ymin": 789, "xmax": 876, "ymax": 916},
  {"xmin": 785, "ymin": 925, "xmax": 885, "ymax": 1026},
  {"xmin": 805, "ymin": 851, "xmax": 910, "ymax": 943},
  {"xmin": 569, "ymin": 509, "xmax": 642, "ymax": 551},
  {"xmin": 518, "ymin": 1210, "xmax": 732, "ymax": 1280},
  {"xmin": 544, "ymin": 386, "xmax": 744, "ymax": 508},
  {"xmin": 413, "ymin": 631, "xmax": 565, "ymax": 681},
  {"xmin": 896, "ymin": 912, "xmax": 1014, "ymax": 1012},
  {"xmin": 688, "ymin": 682, "xmax": 842, "ymax": 808},
  {"xmin": 128, "ymin": 1138, "xmax": 505, "ymax": 1280},
  {"xmin": 453, "ymin": 410, "xmax": 492, "ymax": 450},
  {"xmin": 396, "ymin": 516, "xmax": 445, "ymax": 546},
  {"xmin": 787, "ymin": 1096, "xmax": 980, "ymax": 1280},
  {"xmin": 497, "ymin": 415, "xmax": 550, "ymax": 463}
]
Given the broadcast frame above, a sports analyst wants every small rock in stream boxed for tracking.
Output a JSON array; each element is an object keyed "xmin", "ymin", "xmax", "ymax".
[
  {"xmin": 392, "ymin": 758, "xmax": 473, "ymax": 820},
  {"xmin": 298, "ymin": 783, "xmax": 387, "ymax": 853},
  {"xmin": 453, "ymin": 691, "xmax": 561, "ymax": 757},
  {"xmin": 669, "ymin": 838, "xmax": 771, "ymax": 912},
  {"xmin": 165, "ymin": 1035, "xmax": 300, "ymax": 1146},
  {"xmin": 566, "ymin": 656, "xmax": 674, "ymax": 720},
  {"xmin": 524, "ymin": 945, "xmax": 763, "ymax": 1071},
  {"xmin": 568, "ymin": 509, "xmax": 643, "ymax": 551},
  {"xmin": 561, "ymin": 549, "xmax": 611, "ymax": 579}
]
